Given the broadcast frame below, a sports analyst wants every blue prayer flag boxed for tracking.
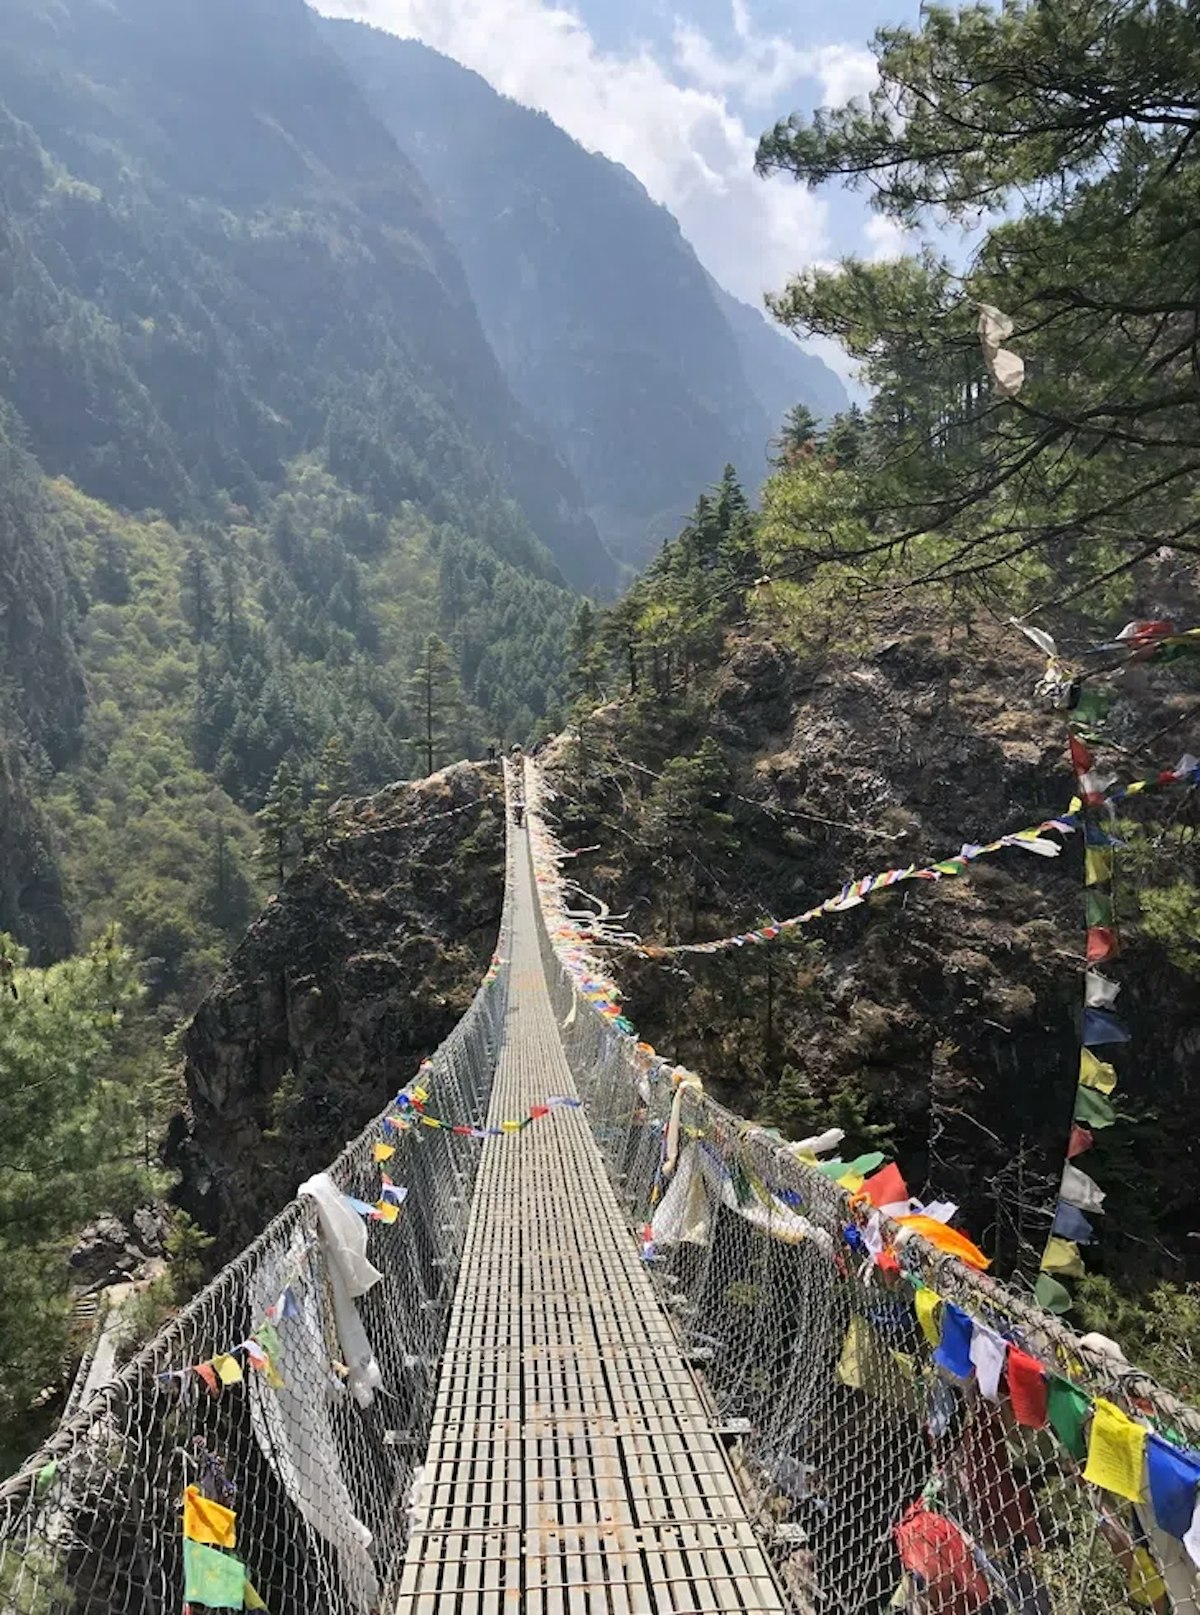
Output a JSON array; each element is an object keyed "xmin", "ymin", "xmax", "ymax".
[
  {"xmin": 1081, "ymin": 1008, "xmax": 1131, "ymax": 1046},
  {"xmin": 932, "ymin": 1303, "xmax": 974, "ymax": 1380},
  {"xmin": 1147, "ymin": 1434, "xmax": 1200, "ymax": 1538},
  {"xmin": 1052, "ymin": 1202, "xmax": 1095, "ymax": 1244}
]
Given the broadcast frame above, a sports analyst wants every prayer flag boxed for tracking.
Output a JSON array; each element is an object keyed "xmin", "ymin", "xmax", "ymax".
[
  {"xmin": 372, "ymin": 1142, "xmax": 394, "ymax": 1162},
  {"xmin": 1082, "ymin": 1008, "xmax": 1131, "ymax": 1046},
  {"xmin": 1079, "ymin": 1049, "xmax": 1117, "ymax": 1094},
  {"xmin": 1006, "ymin": 1349, "xmax": 1049, "ymax": 1428},
  {"xmin": 893, "ymin": 1215, "xmax": 990, "ymax": 1270},
  {"xmin": 212, "ymin": 1355, "xmax": 243, "ymax": 1387},
  {"xmin": 528, "ymin": 1105, "xmax": 550, "ymax": 1120},
  {"xmin": 371, "ymin": 1201, "xmax": 399, "ymax": 1223},
  {"xmin": 1047, "ymin": 1376, "xmax": 1091, "ymax": 1459},
  {"xmin": 256, "ymin": 1324, "xmax": 281, "ymax": 1361},
  {"xmin": 1074, "ymin": 1084, "xmax": 1116, "ymax": 1128},
  {"xmin": 1130, "ymin": 1546, "xmax": 1167, "ymax": 1609},
  {"xmin": 1083, "ymin": 1399, "xmax": 1147, "ymax": 1501},
  {"xmin": 183, "ymin": 1485, "xmax": 236, "ymax": 1550},
  {"xmin": 501, "ymin": 1120, "xmax": 522, "ymax": 1134},
  {"xmin": 968, "ymin": 1324, "xmax": 1007, "ymax": 1401},
  {"xmin": 1067, "ymin": 1124, "xmax": 1093, "ymax": 1159},
  {"xmin": 419, "ymin": 1115, "xmax": 442, "ymax": 1129},
  {"xmin": 1087, "ymin": 927, "xmax": 1120, "ymax": 964},
  {"xmin": 1035, "ymin": 1273, "xmax": 1073, "ymax": 1314},
  {"xmin": 932, "ymin": 1303, "xmax": 974, "ymax": 1379},
  {"xmin": 1052, "ymin": 1201, "xmax": 1095, "ymax": 1244},
  {"xmin": 1061, "ymin": 1163, "xmax": 1106, "ymax": 1213},
  {"xmin": 1084, "ymin": 848, "xmax": 1113, "ymax": 886},
  {"xmin": 243, "ymin": 1580, "xmax": 268, "ymax": 1611},
  {"xmin": 1085, "ymin": 890, "xmax": 1114, "ymax": 928},
  {"xmin": 1085, "ymin": 971, "xmax": 1121, "ymax": 1008},
  {"xmin": 194, "ymin": 1362, "xmax": 221, "ymax": 1398},
  {"xmin": 861, "ymin": 1162, "xmax": 908, "ymax": 1210},
  {"xmin": 1147, "ymin": 1435, "xmax": 1200, "ymax": 1538},
  {"xmin": 1040, "ymin": 1237, "xmax": 1085, "ymax": 1277},
  {"xmin": 182, "ymin": 1542, "xmax": 246, "ymax": 1608},
  {"xmin": 280, "ymin": 1288, "xmax": 300, "ymax": 1322},
  {"xmin": 913, "ymin": 1287, "xmax": 942, "ymax": 1347},
  {"xmin": 1069, "ymin": 735, "xmax": 1094, "ymax": 775}
]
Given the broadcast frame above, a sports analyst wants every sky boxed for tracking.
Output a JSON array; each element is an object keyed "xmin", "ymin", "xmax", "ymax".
[{"xmin": 313, "ymin": 0, "xmax": 932, "ymax": 386}]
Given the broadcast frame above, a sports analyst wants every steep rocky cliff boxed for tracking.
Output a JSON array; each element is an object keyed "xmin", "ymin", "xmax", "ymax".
[
  {"xmin": 545, "ymin": 610, "xmax": 1200, "ymax": 1304},
  {"xmin": 174, "ymin": 762, "xmax": 506, "ymax": 1254}
]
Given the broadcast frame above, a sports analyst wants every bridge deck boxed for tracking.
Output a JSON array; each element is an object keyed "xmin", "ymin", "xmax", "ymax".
[{"xmin": 395, "ymin": 829, "xmax": 786, "ymax": 1614}]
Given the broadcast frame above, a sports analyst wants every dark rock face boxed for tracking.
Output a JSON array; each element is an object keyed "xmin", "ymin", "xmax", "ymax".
[{"xmin": 174, "ymin": 763, "xmax": 505, "ymax": 1255}]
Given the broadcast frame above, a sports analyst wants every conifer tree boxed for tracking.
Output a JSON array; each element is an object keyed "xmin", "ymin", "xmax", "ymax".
[
  {"xmin": 255, "ymin": 759, "xmax": 304, "ymax": 884},
  {"xmin": 407, "ymin": 635, "xmax": 463, "ymax": 777}
]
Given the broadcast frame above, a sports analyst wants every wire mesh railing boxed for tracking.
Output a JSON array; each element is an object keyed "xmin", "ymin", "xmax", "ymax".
[
  {"xmin": 527, "ymin": 761, "xmax": 1200, "ymax": 1615},
  {"xmin": 0, "ymin": 802, "xmax": 515, "ymax": 1615}
]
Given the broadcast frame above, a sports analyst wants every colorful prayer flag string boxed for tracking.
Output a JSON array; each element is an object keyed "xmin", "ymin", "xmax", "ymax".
[{"xmin": 614, "ymin": 757, "xmax": 1199, "ymax": 961}]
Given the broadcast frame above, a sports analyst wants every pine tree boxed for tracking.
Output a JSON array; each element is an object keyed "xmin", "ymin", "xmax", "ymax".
[
  {"xmin": 770, "ymin": 404, "xmax": 820, "ymax": 467},
  {"xmin": 255, "ymin": 759, "xmax": 304, "ymax": 884},
  {"xmin": 308, "ymin": 734, "xmax": 353, "ymax": 843},
  {"xmin": 407, "ymin": 635, "xmax": 463, "ymax": 777}
]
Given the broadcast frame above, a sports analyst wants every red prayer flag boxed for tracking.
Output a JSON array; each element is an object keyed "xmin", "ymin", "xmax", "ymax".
[
  {"xmin": 1069, "ymin": 735, "xmax": 1094, "ymax": 776},
  {"xmin": 193, "ymin": 1362, "xmax": 221, "ymax": 1398},
  {"xmin": 1006, "ymin": 1348, "xmax": 1049, "ymax": 1428},
  {"xmin": 1067, "ymin": 1124, "xmax": 1093, "ymax": 1159},
  {"xmin": 452, "ymin": 1124, "xmax": 473, "ymax": 1136},
  {"xmin": 1086, "ymin": 926, "xmax": 1120, "ymax": 964},
  {"xmin": 528, "ymin": 1105, "xmax": 551, "ymax": 1120},
  {"xmin": 861, "ymin": 1162, "xmax": 909, "ymax": 1209}
]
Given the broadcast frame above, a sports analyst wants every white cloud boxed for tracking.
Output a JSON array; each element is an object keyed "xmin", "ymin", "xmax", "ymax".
[
  {"xmin": 315, "ymin": 0, "xmax": 849, "ymax": 313},
  {"xmin": 863, "ymin": 213, "xmax": 912, "ymax": 262},
  {"xmin": 672, "ymin": 16, "xmax": 875, "ymax": 111}
]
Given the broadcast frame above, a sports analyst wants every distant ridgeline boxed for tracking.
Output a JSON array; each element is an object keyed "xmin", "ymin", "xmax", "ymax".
[{"xmin": 320, "ymin": 19, "xmax": 848, "ymax": 570}]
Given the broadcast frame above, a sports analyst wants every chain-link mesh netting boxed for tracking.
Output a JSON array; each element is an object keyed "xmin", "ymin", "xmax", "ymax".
[
  {"xmin": 528, "ymin": 764, "xmax": 1200, "ymax": 1615},
  {"xmin": 0, "ymin": 824, "xmax": 514, "ymax": 1615}
]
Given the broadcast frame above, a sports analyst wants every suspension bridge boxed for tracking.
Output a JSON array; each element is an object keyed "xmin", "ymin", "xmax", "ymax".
[{"xmin": 2, "ymin": 760, "xmax": 1199, "ymax": 1614}]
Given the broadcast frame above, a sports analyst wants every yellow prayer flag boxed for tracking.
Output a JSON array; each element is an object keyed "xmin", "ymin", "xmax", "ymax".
[
  {"xmin": 501, "ymin": 1120, "xmax": 522, "ymax": 1134},
  {"xmin": 212, "ymin": 1354, "xmax": 243, "ymax": 1388},
  {"xmin": 373, "ymin": 1201, "xmax": 399, "ymax": 1223},
  {"xmin": 412, "ymin": 1085, "xmax": 429, "ymax": 1103},
  {"xmin": 1079, "ymin": 1049, "xmax": 1118, "ymax": 1094},
  {"xmin": 183, "ymin": 1484, "xmax": 236, "ymax": 1550},
  {"xmin": 1125, "ymin": 781, "xmax": 1146, "ymax": 796},
  {"xmin": 1085, "ymin": 848, "xmax": 1113, "ymax": 886},
  {"xmin": 419, "ymin": 1114, "xmax": 441, "ymax": 1129},
  {"xmin": 1130, "ymin": 1546, "xmax": 1167, "ymax": 1609},
  {"xmin": 372, "ymin": 1142, "xmax": 395, "ymax": 1162},
  {"xmin": 1040, "ymin": 1237, "xmax": 1085, "ymax": 1278},
  {"xmin": 1083, "ymin": 1398, "xmax": 1147, "ymax": 1501},
  {"xmin": 243, "ymin": 1578, "xmax": 268, "ymax": 1611},
  {"xmin": 837, "ymin": 1171, "xmax": 865, "ymax": 1193},
  {"xmin": 914, "ymin": 1287, "xmax": 943, "ymax": 1347}
]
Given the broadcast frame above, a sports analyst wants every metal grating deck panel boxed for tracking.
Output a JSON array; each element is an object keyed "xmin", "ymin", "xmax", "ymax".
[{"xmin": 394, "ymin": 830, "xmax": 786, "ymax": 1614}]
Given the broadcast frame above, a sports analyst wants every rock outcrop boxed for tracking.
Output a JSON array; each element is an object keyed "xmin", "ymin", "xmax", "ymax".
[{"xmin": 174, "ymin": 762, "xmax": 505, "ymax": 1255}]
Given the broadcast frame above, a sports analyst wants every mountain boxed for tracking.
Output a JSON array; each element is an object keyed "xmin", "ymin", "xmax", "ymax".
[
  {"xmin": 0, "ymin": 0, "xmax": 611, "ymax": 592},
  {"xmin": 318, "ymin": 21, "xmax": 848, "ymax": 569}
]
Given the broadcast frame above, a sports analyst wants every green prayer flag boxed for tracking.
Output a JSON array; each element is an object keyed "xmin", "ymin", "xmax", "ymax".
[
  {"xmin": 844, "ymin": 1151, "xmax": 886, "ymax": 1178},
  {"xmin": 1072, "ymin": 688, "xmax": 1112, "ymax": 726},
  {"xmin": 35, "ymin": 1461, "xmax": 57, "ymax": 1497},
  {"xmin": 1035, "ymin": 1273, "xmax": 1073, "ymax": 1315},
  {"xmin": 183, "ymin": 1542, "xmax": 246, "ymax": 1608},
  {"xmin": 1073, "ymin": 1085, "xmax": 1116, "ymax": 1129},
  {"xmin": 256, "ymin": 1323, "xmax": 281, "ymax": 1360},
  {"xmin": 1048, "ymin": 1376, "xmax": 1091, "ymax": 1459},
  {"xmin": 1085, "ymin": 890, "xmax": 1114, "ymax": 927}
]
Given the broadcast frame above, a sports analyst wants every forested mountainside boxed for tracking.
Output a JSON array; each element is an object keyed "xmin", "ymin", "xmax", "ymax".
[
  {"xmin": 0, "ymin": 0, "xmax": 609, "ymax": 594},
  {"xmin": 320, "ymin": 22, "xmax": 847, "ymax": 570}
]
